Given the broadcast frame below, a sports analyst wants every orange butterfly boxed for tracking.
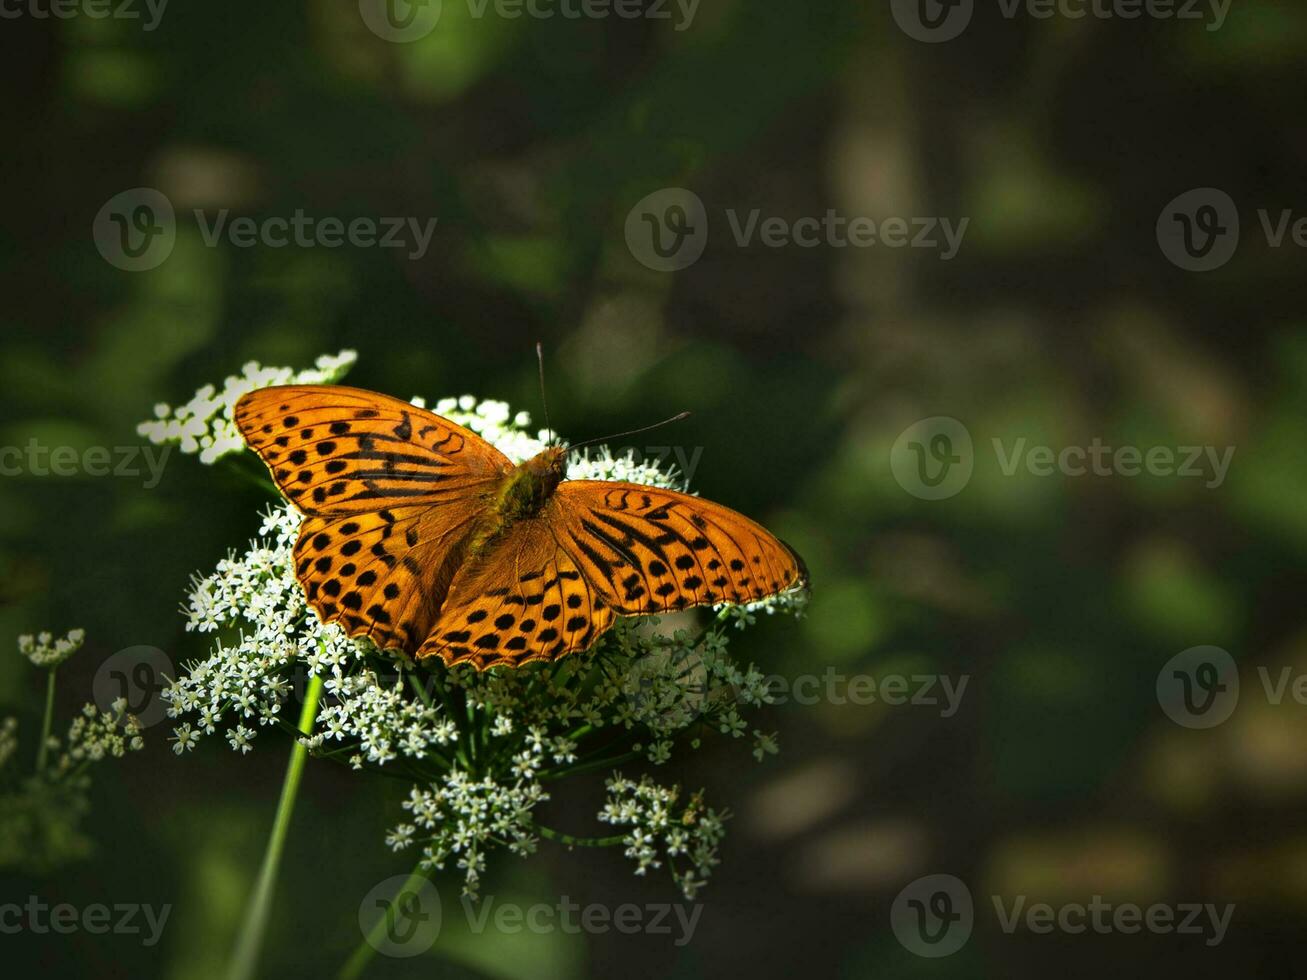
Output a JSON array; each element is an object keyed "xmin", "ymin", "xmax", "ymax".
[{"xmin": 234, "ymin": 385, "xmax": 807, "ymax": 670}]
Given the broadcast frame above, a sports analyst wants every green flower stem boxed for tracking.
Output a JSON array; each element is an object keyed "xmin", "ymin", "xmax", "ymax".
[
  {"xmin": 227, "ymin": 673, "xmax": 325, "ymax": 980},
  {"xmin": 337, "ymin": 859, "xmax": 431, "ymax": 980},
  {"xmin": 35, "ymin": 667, "xmax": 56, "ymax": 774},
  {"xmin": 533, "ymin": 823, "xmax": 626, "ymax": 848},
  {"xmin": 539, "ymin": 750, "xmax": 641, "ymax": 782}
]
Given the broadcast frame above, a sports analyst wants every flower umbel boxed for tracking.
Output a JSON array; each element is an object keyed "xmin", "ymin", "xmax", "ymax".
[
  {"xmin": 137, "ymin": 350, "xmax": 357, "ymax": 464},
  {"xmin": 18, "ymin": 628, "xmax": 86, "ymax": 669},
  {"xmin": 0, "ymin": 632, "xmax": 145, "ymax": 872},
  {"xmin": 148, "ymin": 353, "xmax": 806, "ymax": 900}
]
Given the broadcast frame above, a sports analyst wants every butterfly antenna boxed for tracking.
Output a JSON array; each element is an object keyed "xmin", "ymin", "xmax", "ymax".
[
  {"xmin": 567, "ymin": 412, "xmax": 692, "ymax": 454},
  {"xmin": 535, "ymin": 342, "xmax": 553, "ymax": 444}
]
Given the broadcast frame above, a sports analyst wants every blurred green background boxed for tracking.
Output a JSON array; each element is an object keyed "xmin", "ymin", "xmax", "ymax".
[{"xmin": 3, "ymin": 0, "xmax": 1307, "ymax": 976}]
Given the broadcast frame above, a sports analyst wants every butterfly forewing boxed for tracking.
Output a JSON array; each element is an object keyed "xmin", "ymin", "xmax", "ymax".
[
  {"xmin": 554, "ymin": 481, "xmax": 806, "ymax": 616},
  {"xmin": 234, "ymin": 385, "xmax": 511, "ymax": 516},
  {"xmin": 235, "ymin": 385, "xmax": 511, "ymax": 653}
]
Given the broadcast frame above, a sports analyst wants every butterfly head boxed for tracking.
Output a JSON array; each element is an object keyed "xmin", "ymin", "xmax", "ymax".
[{"xmin": 529, "ymin": 444, "xmax": 569, "ymax": 484}]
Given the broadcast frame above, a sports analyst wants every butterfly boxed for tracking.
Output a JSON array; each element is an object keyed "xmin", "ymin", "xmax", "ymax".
[{"xmin": 233, "ymin": 385, "xmax": 807, "ymax": 670}]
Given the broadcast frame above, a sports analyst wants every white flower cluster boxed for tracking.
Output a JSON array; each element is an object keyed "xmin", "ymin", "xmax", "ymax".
[
  {"xmin": 137, "ymin": 350, "xmax": 357, "ymax": 464},
  {"xmin": 391, "ymin": 768, "xmax": 547, "ymax": 899},
  {"xmin": 0, "ymin": 635, "xmax": 145, "ymax": 872},
  {"xmin": 310, "ymin": 668, "xmax": 459, "ymax": 768},
  {"xmin": 165, "ymin": 503, "xmax": 378, "ymax": 756},
  {"xmin": 599, "ymin": 775, "xmax": 727, "ymax": 900},
  {"xmin": 145, "ymin": 353, "xmax": 806, "ymax": 899},
  {"xmin": 49, "ymin": 700, "xmax": 145, "ymax": 771},
  {"xmin": 18, "ymin": 629, "xmax": 86, "ymax": 668}
]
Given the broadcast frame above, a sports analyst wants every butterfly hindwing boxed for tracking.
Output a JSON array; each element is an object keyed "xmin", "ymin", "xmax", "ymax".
[
  {"xmin": 294, "ymin": 494, "xmax": 490, "ymax": 653},
  {"xmin": 554, "ymin": 481, "xmax": 807, "ymax": 616},
  {"xmin": 235, "ymin": 385, "xmax": 511, "ymax": 517},
  {"xmin": 417, "ymin": 521, "xmax": 615, "ymax": 669}
]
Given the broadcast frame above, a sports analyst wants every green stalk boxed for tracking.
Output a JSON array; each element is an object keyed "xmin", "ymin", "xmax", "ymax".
[
  {"xmin": 533, "ymin": 824, "xmax": 626, "ymax": 848},
  {"xmin": 227, "ymin": 673, "xmax": 325, "ymax": 980},
  {"xmin": 539, "ymin": 750, "xmax": 642, "ymax": 782},
  {"xmin": 337, "ymin": 860, "xmax": 431, "ymax": 980},
  {"xmin": 35, "ymin": 667, "xmax": 56, "ymax": 774}
]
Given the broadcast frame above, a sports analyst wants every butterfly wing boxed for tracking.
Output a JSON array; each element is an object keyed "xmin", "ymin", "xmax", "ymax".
[
  {"xmin": 553, "ymin": 481, "xmax": 807, "ymax": 615},
  {"xmin": 416, "ymin": 519, "xmax": 615, "ymax": 669},
  {"xmin": 294, "ymin": 499, "xmax": 488, "ymax": 652},
  {"xmin": 416, "ymin": 481, "xmax": 806, "ymax": 669},
  {"xmin": 234, "ymin": 385, "xmax": 511, "ymax": 516},
  {"xmin": 235, "ymin": 385, "xmax": 513, "ymax": 653}
]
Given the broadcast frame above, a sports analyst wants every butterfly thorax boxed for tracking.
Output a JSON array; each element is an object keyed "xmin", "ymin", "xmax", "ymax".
[{"xmin": 490, "ymin": 445, "xmax": 568, "ymax": 526}]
